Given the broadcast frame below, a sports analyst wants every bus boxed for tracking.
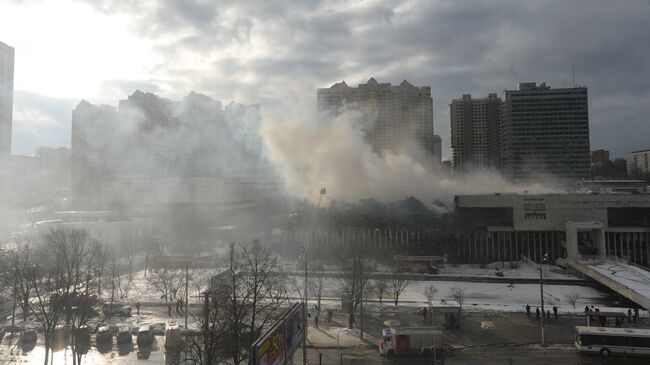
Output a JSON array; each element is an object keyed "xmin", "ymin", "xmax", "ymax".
[{"xmin": 575, "ymin": 326, "xmax": 650, "ymax": 357}]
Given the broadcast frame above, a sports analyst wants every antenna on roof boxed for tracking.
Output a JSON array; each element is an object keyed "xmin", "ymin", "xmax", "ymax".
[{"xmin": 572, "ymin": 63, "xmax": 576, "ymax": 88}]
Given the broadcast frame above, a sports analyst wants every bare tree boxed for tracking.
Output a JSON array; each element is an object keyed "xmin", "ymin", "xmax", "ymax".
[
  {"xmin": 372, "ymin": 278, "xmax": 388, "ymax": 304},
  {"xmin": 147, "ymin": 268, "xmax": 184, "ymax": 302},
  {"xmin": 424, "ymin": 284, "xmax": 438, "ymax": 307},
  {"xmin": 565, "ymin": 293, "xmax": 579, "ymax": 310},
  {"xmin": 16, "ymin": 227, "xmax": 100, "ymax": 365},
  {"xmin": 339, "ymin": 249, "xmax": 371, "ymax": 329},
  {"xmin": 309, "ymin": 271, "xmax": 325, "ymax": 326},
  {"xmin": 390, "ymin": 268, "xmax": 409, "ymax": 306},
  {"xmin": 450, "ymin": 285, "xmax": 466, "ymax": 319}
]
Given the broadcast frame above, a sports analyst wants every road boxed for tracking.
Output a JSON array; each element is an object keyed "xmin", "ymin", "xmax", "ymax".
[{"xmin": 296, "ymin": 346, "xmax": 650, "ymax": 365}]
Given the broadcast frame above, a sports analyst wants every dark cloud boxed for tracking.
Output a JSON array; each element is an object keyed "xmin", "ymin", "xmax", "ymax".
[
  {"xmin": 12, "ymin": 91, "xmax": 77, "ymax": 155},
  {"xmin": 16, "ymin": 0, "xmax": 650, "ymax": 157}
]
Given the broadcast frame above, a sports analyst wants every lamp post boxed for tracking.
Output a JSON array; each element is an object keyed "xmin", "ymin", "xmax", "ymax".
[
  {"xmin": 539, "ymin": 252, "xmax": 548, "ymax": 346},
  {"xmin": 302, "ymin": 187, "xmax": 326, "ymax": 365}
]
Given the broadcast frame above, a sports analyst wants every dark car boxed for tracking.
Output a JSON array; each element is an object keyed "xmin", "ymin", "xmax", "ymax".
[
  {"xmin": 103, "ymin": 302, "xmax": 132, "ymax": 317},
  {"xmin": 96, "ymin": 326, "xmax": 112, "ymax": 343},
  {"xmin": 136, "ymin": 325, "xmax": 154, "ymax": 347},
  {"xmin": 116, "ymin": 328, "xmax": 132, "ymax": 344}
]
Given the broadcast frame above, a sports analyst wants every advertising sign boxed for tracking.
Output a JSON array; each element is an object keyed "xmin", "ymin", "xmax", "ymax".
[
  {"xmin": 255, "ymin": 322, "xmax": 286, "ymax": 365},
  {"xmin": 250, "ymin": 302, "xmax": 305, "ymax": 365},
  {"xmin": 284, "ymin": 303, "xmax": 303, "ymax": 357}
]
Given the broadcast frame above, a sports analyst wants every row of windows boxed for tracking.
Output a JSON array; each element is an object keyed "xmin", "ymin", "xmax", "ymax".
[{"xmin": 580, "ymin": 335, "xmax": 650, "ymax": 348}]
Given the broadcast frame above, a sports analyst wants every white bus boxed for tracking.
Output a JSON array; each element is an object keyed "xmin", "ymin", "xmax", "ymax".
[{"xmin": 575, "ymin": 326, "xmax": 650, "ymax": 357}]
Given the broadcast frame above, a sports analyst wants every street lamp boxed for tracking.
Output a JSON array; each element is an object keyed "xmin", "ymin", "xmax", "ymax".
[
  {"xmin": 302, "ymin": 187, "xmax": 326, "ymax": 365},
  {"xmin": 539, "ymin": 252, "xmax": 549, "ymax": 346}
]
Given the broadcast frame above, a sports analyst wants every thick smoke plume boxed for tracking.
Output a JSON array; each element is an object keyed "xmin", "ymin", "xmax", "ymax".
[{"xmin": 262, "ymin": 110, "xmax": 560, "ymax": 209}]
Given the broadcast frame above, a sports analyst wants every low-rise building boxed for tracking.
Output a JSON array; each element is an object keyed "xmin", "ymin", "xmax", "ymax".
[
  {"xmin": 34, "ymin": 211, "xmax": 153, "ymax": 247},
  {"xmin": 455, "ymin": 193, "xmax": 650, "ymax": 268}
]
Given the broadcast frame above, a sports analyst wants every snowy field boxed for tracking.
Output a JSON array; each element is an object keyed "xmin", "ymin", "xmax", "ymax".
[{"xmin": 307, "ymin": 277, "xmax": 623, "ymax": 315}]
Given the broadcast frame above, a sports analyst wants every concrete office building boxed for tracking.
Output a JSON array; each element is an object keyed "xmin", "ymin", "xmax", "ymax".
[
  {"xmin": 627, "ymin": 149, "xmax": 650, "ymax": 179},
  {"xmin": 501, "ymin": 83, "xmax": 590, "ymax": 182},
  {"xmin": 455, "ymin": 193, "xmax": 650, "ymax": 268},
  {"xmin": 449, "ymin": 94, "xmax": 502, "ymax": 171},
  {"xmin": 317, "ymin": 78, "xmax": 442, "ymax": 166},
  {"xmin": 0, "ymin": 41, "xmax": 14, "ymax": 161}
]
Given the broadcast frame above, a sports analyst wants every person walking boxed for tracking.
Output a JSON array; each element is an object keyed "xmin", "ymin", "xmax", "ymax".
[
  {"xmin": 422, "ymin": 307, "xmax": 428, "ymax": 322},
  {"xmin": 553, "ymin": 306, "xmax": 558, "ymax": 319},
  {"xmin": 327, "ymin": 309, "xmax": 333, "ymax": 324},
  {"xmin": 526, "ymin": 304, "xmax": 531, "ymax": 318},
  {"xmin": 168, "ymin": 303, "xmax": 173, "ymax": 317},
  {"xmin": 628, "ymin": 308, "xmax": 633, "ymax": 323},
  {"xmin": 634, "ymin": 307, "xmax": 640, "ymax": 323},
  {"xmin": 536, "ymin": 307, "xmax": 540, "ymax": 320},
  {"xmin": 546, "ymin": 309, "xmax": 551, "ymax": 321},
  {"xmin": 136, "ymin": 302, "xmax": 141, "ymax": 315}
]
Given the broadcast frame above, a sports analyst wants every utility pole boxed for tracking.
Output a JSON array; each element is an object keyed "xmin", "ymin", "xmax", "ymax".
[
  {"xmin": 539, "ymin": 253, "xmax": 548, "ymax": 346},
  {"xmin": 185, "ymin": 262, "xmax": 189, "ymax": 329},
  {"xmin": 110, "ymin": 256, "xmax": 116, "ymax": 319},
  {"xmin": 302, "ymin": 187, "xmax": 327, "ymax": 365}
]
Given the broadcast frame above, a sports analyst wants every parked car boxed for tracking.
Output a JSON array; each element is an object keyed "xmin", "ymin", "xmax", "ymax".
[
  {"xmin": 137, "ymin": 325, "xmax": 154, "ymax": 347},
  {"xmin": 117, "ymin": 328, "xmax": 132, "ymax": 344},
  {"xmin": 75, "ymin": 325, "xmax": 91, "ymax": 345},
  {"xmin": 96, "ymin": 326, "xmax": 112, "ymax": 343},
  {"xmin": 20, "ymin": 328, "xmax": 37, "ymax": 344},
  {"xmin": 103, "ymin": 302, "xmax": 132, "ymax": 317}
]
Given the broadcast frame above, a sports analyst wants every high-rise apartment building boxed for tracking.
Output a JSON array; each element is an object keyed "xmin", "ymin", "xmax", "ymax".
[
  {"xmin": 317, "ymin": 78, "xmax": 441, "ymax": 166},
  {"xmin": 627, "ymin": 149, "xmax": 650, "ymax": 179},
  {"xmin": 591, "ymin": 149, "xmax": 610, "ymax": 167},
  {"xmin": 0, "ymin": 41, "xmax": 14, "ymax": 160},
  {"xmin": 501, "ymin": 82, "xmax": 590, "ymax": 181},
  {"xmin": 449, "ymin": 93, "xmax": 502, "ymax": 171}
]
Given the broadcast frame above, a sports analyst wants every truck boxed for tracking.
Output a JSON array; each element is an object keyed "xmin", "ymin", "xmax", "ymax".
[
  {"xmin": 393, "ymin": 255, "xmax": 446, "ymax": 274},
  {"xmin": 379, "ymin": 327, "xmax": 444, "ymax": 357}
]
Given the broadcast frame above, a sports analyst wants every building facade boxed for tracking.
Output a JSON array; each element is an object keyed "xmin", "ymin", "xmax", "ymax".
[
  {"xmin": 627, "ymin": 149, "xmax": 650, "ymax": 179},
  {"xmin": 455, "ymin": 193, "xmax": 650, "ymax": 268},
  {"xmin": 591, "ymin": 149, "xmax": 610, "ymax": 167},
  {"xmin": 317, "ymin": 78, "xmax": 441, "ymax": 166},
  {"xmin": 449, "ymin": 94, "xmax": 502, "ymax": 171},
  {"xmin": 501, "ymin": 83, "xmax": 590, "ymax": 182},
  {"xmin": 0, "ymin": 41, "xmax": 14, "ymax": 161}
]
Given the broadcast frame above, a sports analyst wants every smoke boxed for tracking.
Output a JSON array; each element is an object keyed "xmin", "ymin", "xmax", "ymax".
[{"xmin": 261, "ymin": 109, "xmax": 561, "ymax": 210}]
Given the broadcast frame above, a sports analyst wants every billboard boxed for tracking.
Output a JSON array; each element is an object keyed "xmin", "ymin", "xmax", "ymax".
[{"xmin": 250, "ymin": 302, "xmax": 304, "ymax": 365}]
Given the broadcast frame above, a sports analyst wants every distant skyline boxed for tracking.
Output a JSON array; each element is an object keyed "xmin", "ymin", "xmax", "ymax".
[{"xmin": 1, "ymin": 0, "xmax": 649, "ymax": 158}]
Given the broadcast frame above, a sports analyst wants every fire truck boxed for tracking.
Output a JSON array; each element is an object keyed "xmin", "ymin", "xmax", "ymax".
[{"xmin": 378, "ymin": 327, "xmax": 444, "ymax": 357}]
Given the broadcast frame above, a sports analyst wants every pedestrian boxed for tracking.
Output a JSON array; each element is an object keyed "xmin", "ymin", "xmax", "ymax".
[
  {"xmin": 136, "ymin": 302, "xmax": 141, "ymax": 315},
  {"xmin": 628, "ymin": 308, "xmax": 632, "ymax": 323},
  {"xmin": 634, "ymin": 307, "xmax": 640, "ymax": 323},
  {"xmin": 553, "ymin": 306, "xmax": 558, "ymax": 319},
  {"xmin": 536, "ymin": 307, "xmax": 540, "ymax": 320},
  {"xmin": 327, "ymin": 309, "xmax": 333, "ymax": 324},
  {"xmin": 422, "ymin": 307, "xmax": 428, "ymax": 322},
  {"xmin": 168, "ymin": 303, "xmax": 173, "ymax": 317},
  {"xmin": 526, "ymin": 304, "xmax": 531, "ymax": 318},
  {"xmin": 546, "ymin": 309, "xmax": 551, "ymax": 321}
]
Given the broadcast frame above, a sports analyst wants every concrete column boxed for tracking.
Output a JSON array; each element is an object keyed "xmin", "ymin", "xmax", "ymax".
[
  {"xmin": 595, "ymin": 228, "xmax": 606, "ymax": 259},
  {"xmin": 515, "ymin": 232, "xmax": 519, "ymax": 261},
  {"xmin": 566, "ymin": 224, "xmax": 579, "ymax": 263}
]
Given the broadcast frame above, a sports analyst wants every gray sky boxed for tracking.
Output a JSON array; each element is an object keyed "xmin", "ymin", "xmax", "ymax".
[{"xmin": 2, "ymin": 0, "xmax": 649, "ymax": 158}]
